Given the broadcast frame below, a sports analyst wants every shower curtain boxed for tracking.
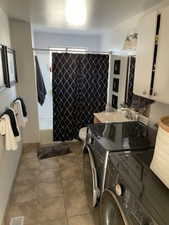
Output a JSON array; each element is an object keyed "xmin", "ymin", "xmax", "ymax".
[{"xmin": 52, "ymin": 53, "xmax": 109, "ymax": 141}]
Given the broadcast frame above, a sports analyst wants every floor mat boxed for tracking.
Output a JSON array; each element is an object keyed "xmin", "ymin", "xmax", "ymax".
[{"xmin": 37, "ymin": 143, "xmax": 71, "ymax": 159}]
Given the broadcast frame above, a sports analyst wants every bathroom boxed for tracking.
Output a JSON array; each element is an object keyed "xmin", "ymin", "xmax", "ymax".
[{"xmin": 0, "ymin": 0, "xmax": 169, "ymax": 225}]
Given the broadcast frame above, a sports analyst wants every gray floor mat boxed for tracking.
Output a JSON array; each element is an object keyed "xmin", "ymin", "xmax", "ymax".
[{"xmin": 37, "ymin": 144, "xmax": 71, "ymax": 159}]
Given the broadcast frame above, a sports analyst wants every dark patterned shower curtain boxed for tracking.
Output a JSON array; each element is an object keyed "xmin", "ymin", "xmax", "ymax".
[
  {"xmin": 52, "ymin": 53, "xmax": 109, "ymax": 141},
  {"xmin": 125, "ymin": 56, "xmax": 136, "ymax": 106}
]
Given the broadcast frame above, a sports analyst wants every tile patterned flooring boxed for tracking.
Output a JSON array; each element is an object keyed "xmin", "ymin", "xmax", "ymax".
[{"xmin": 5, "ymin": 142, "xmax": 95, "ymax": 225}]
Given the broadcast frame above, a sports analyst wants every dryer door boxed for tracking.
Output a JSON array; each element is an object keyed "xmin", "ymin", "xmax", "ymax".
[
  {"xmin": 83, "ymin": 145, "xmax": 100, "ymax": 207},
  {"xmin": 100, "ymin": 189, "xmax": 129, "ymax": 225}
]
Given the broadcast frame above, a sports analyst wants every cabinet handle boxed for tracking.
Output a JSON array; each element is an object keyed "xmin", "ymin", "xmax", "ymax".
[{"xmin": 142, "ymin": 90, "xmax": 147, "ymax": 95}]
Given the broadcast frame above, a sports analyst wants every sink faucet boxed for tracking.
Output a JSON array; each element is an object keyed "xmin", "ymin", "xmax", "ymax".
[{"xmin": 120, "ymin": 105, "xmax": 139, "ymax": 121}]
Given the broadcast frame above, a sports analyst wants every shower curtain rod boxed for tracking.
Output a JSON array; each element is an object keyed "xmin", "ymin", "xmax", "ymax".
[{"xmin": 32, "ymin": 48, "xmax": 112, "ymax": 55}]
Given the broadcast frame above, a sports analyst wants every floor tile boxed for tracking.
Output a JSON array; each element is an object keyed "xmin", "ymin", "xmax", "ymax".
[
  {"xmin": 64, "ymin": 190, "xmax": 90, "ymax": 217},
  {"xmin": 15, "ymin": 169, "xmax": 39, "ymax": 185},
  {"xmin": 22, "ymin": 150, "xmax": 37, "ymax": 160},
  {"xmin": 38, "ymin": 168, "xmax": 60, "ymax": 183},
  {"xmin": 37, "ymin": 180, "xmax": 63, "ymax": 199},
  {"xmin": 37, "ymin": 217, "xmax": 68, "ymax": 225},
  {"xmin": 69, "ymin": 141, "xmax": 83, "ymax": 155},
  {"xmin": 40, "ymin": 157, "xmax": 60, "ymax": 170},
  {"xmin": 58, "ymin": 154, "xmax": 83, "ymax": 169},
  {"xmin": 23, "ymin": 144, "xmax": 38, "ymax": 153},
  {"xmin": 61, "ymin": 165, "xmax": 83, "ymax": 184},
  {"xmin": 63, "ymin": 177, "xmax": 85, "ymax": 194},
  {"xmin": 5, "ymin": 141, "xmax": 94, "ymax": 225},
  {"xmin": 37, "ymin": 197, "xmax": 66, "ymax": 222},
  {"xmin": 11, "ymin": 183, "xmax": 36, "ymax": 204},
  {"xmin": 68, "ymin": 214, "xmax": 95, "ymax": 225},
  {"xmin": 20, "ymin": 158, "xmax": 40, "ymax": 170},
  {"xmin": 6, "ymin": 200, "xmax": 40, "ymax": 225}
]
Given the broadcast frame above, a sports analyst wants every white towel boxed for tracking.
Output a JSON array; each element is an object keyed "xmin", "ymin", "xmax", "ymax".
[
  {"xmin": 13, "ymin": 100, "xmax": 28, "ymax": 128},
  {"xmin": 0, "ymin": 114, "xmax": 18, "ymax": 151}
]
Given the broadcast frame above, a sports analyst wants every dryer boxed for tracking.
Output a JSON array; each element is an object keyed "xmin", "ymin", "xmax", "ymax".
[{"xmin": 100, "ymin": 153, "xmax": 159, "ymax": 225}]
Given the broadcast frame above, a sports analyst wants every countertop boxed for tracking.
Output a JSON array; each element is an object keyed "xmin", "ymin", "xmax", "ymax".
[{"xmin": 94, "ymin": 111, "xmax": 129, "ymax": 123}]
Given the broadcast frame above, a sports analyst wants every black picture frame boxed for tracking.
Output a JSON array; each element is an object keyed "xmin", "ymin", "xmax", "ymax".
[
  {"xmin": 112, "ymin": 94, "xmax": 118, "ymax": 109},
  {"xmin": 0, "ymin": 45, "xmax": 6, "ymax": 91},
  {"xmin": 113, "ymin": 78, "xmax": 119, "ymax": 93},
  {"xmin": 2, "ymin": 46, "xmax": 18, "ymax": 88},
  {"xmin": 6, "ymin": 48, "xmax": 18, "ymax": 87},
  {"xmin": 114, "ymin": 60, "xmax": 121, "ymax": 75}
]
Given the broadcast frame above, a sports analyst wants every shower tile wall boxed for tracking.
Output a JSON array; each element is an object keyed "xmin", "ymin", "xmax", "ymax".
[{"xmin": 37, "ymin": 52, "xmax": 53, "ymax": 130}]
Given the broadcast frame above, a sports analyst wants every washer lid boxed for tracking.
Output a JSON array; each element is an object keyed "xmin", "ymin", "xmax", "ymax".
[{"xmin": 89, "ymin": 121, "xmax": 156, "ymax": 152}]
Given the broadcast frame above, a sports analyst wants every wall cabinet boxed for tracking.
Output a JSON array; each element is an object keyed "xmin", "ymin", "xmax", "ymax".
[
  {"xmin": 134, "ymin": 11, "xmax": 157, "ymax": 99},
  {"xmin": 134, "ymin": 6, "xmax": 169, "ymax": 104},
  {"xmin": 153, "ymin": 6, "xmax": 169, "ymax": 103}
]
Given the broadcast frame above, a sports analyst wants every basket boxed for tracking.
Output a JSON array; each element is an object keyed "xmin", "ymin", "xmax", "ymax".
[
  {"xmin": 159, "ymin": 116, "xmax": 169, "ymax": 132},
  {"xmin": 150, "ymin": 116, "xmax": 169, "ymax": 189}
]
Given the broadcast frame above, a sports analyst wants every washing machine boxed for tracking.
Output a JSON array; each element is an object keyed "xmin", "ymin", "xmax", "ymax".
[
  {"xmin": 100, "ymin": 152, "xmax": 160, "ymax": 225},
  {"xmin": 83, "ymin": 121, "xmax": 156, "ymax": 209}
]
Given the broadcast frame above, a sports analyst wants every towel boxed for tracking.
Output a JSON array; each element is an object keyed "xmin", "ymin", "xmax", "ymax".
[
  {"xmin": 35, "ymin": 56, "xmax": 47, "ymax": 105},
  {"xmin": 13, "ymin": 100, "xmax": 28, "ymax": 128},
  {"xmin": 9, "ymin": 107, "xmax": 21, "ymax": 141},
  {"xmin": 4, "ymin": 108, "xmax": 20, "ymax": 142},
  {"xmin": 0, "ymin": 114, "xmax": 18, "ymax": 151},
  {"xmin": 14, "ymin": 97, "xmax": 27, "ymax": 117}
]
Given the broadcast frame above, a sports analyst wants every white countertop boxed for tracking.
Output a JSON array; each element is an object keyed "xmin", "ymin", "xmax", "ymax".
[{"xmin": 94, "ymin": 111, "xmax": 129, "ymax": 123}]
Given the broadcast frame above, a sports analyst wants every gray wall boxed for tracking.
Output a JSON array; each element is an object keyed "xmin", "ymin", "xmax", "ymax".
[
  {"xmin": 0, "ymin": 9, "xmax": 22, "ymax": 225},
  {"xmin": 34, "ymin": 31, "xmax": 102, "ymax": 51},
  {"xmin": 10, "ymin": 20, "xmax": 40, "ymax": 143}
]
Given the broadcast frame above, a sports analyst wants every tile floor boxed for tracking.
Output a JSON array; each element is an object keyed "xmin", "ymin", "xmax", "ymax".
[{"xmin": 5, "ymin": 142, "xmax": 95, "ymax": 225}]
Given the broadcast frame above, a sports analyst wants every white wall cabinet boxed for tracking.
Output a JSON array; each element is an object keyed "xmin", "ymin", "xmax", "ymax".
[
  {"xmin": 134, "ymin": 6, "xmax": 169, "ymax": 104},
  {"xmin": 153, "ymin": 6, "xmax": 169, "ymax": 104},
  {"xmin": 134, "ymin": 11, "xmax": 157, "ymax": 99}
]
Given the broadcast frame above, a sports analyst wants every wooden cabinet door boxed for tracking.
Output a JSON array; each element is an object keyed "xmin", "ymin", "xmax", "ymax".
[
  {"xmin": 133, "ymin": 11, "xmax": 157, "ymax": 99},
  {"xmin": 153, "ymin": 6, "xmax": 169, "ymax": 104}
]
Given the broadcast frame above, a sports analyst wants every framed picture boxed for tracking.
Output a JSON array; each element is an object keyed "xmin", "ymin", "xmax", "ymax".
[
  {"xmin": 112, "ymin": 94, "xmax": 118, "ymax": 109},
  {"xmin": 0, "ymin": 46, "xmax": 6, "ymax": 91},
  {"xmin": 6, "ymin": 48, "xmax": 18, "ymax": 87},
  {"xmin": 113, "ymin": 78, "xmax": 119, "ymax": 93},
  {"xmin": 114, "ymin": 60, "xmax": 121, "ymax": 75}
]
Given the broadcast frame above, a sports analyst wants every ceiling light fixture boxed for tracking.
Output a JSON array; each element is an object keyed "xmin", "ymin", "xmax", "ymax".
[
  {"xmin": 123, "ymin": 33, "xmax": 138, "ymax": 50},
  {"xmin": 65, "ymin": 0, "xmax": 87, "ymax": 26}
]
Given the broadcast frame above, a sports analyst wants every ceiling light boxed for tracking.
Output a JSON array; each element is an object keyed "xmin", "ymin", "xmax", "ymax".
[
  {"xmin": 65, "ymin": 0, "xmax": 87, "ymax": 26},
  {"xmin": 123, "ymin": 33, "xmax": 138, "ymax": 50}
]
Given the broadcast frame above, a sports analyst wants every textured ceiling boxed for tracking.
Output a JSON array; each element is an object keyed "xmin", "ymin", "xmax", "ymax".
[{"xmin": 0, "ymin": 0, "xmax": 163, "ymax": 33}]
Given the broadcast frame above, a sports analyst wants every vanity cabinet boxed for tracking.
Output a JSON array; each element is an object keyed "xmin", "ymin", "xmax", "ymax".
[{"xmin": 134, "ymin": 6, "xmax": 169, "ymax": 104}]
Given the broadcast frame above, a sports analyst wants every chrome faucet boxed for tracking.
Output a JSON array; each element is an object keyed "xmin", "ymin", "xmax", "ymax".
[{"xmin": 120, "ymin": 104, "xmax": 139, "ymax": 121}]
